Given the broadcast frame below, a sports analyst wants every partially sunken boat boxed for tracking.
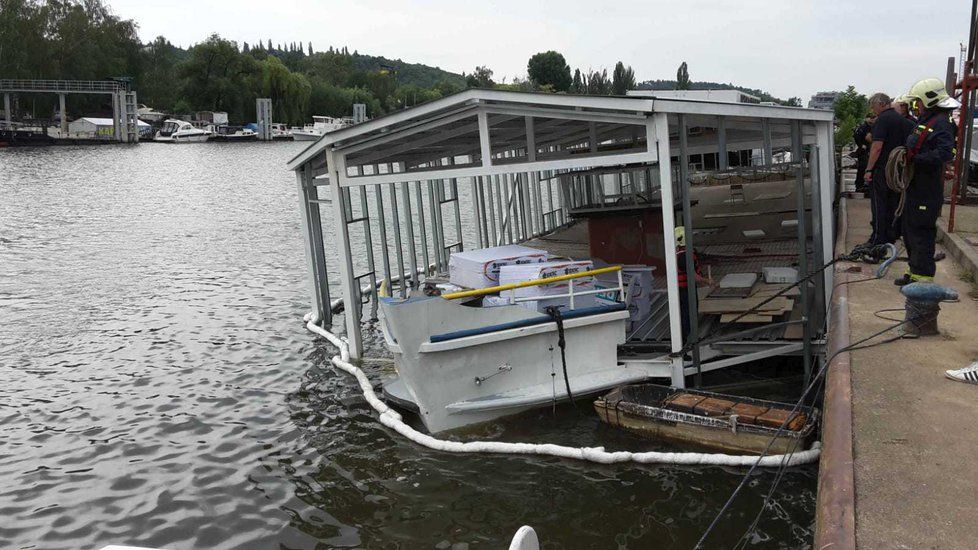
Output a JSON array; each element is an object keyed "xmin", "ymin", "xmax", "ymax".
[
  {"xmin": 286, "ymin": 89, "xmax": 837, "ymax": 434},
  {"xmin": 594, "ymin": 383, "xmax": 817, "ymax": 455}
]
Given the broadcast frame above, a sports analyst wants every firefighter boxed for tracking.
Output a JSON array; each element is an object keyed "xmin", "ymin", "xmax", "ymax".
[
  {"xmin": 675, "ymin": 226, "xmax": 708, "ymax": 343},
  {"xmin": 892, "ymin": 94, "xmax": 917, "ymax": 123},
  {"xmin": 894, "ymin": 78, "xmax": 959, "ymax": 286}
]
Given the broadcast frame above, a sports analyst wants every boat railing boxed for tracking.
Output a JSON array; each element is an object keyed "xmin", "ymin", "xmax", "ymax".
[{"xmin": 441, "ymin": 265, "xmax": 626, "ymax": 310}]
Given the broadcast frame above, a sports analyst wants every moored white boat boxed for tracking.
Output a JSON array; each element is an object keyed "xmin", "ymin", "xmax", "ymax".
[
  {"xmin": 210, "ymin": 124, "xmax": 258, "ymax": 141},
  {"xmin": 291, "ymin": 115, "xmax": 352, "ymax": 141},
  {"xmin": 153, "ymin": 119, "xmax": 210, "ymax": 143}
]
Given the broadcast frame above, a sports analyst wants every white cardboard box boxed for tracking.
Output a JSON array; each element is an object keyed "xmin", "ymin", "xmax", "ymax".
[
  {"xmin": 763, "ymin": 267, "xmax": 798, "ymax": 284},
  {"xmin": 448, "ymin": 245, "xmax": 548, "ymax": 289},
  {"xmin": 499, "ymin": 260, "xmax": 595, "ymax": 312}
]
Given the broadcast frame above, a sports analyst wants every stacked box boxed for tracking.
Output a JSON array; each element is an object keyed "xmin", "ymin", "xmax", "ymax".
[
  {"xmin": 448, "ymin": 245, "xmax": 548, "ymax": 289},
  {"xmin": 499, "ymin": 260, "xmax": 596, "ymax": 313}
]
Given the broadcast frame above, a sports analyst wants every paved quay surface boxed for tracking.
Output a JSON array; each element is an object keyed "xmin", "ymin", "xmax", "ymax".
[{"xmin": 842, "ymin": 198, "xmax": 978, "ymax": 549}]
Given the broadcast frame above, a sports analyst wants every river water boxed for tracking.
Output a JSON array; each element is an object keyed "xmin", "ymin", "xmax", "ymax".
[{"xmin": 0, "ymin": 142, "xmax": 815, "ymax": 549}]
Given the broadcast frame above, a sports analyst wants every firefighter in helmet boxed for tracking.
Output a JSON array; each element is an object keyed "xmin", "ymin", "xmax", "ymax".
[{"xmin": 895, "ymin": 78, "xmax": 959, "ymax": 286}]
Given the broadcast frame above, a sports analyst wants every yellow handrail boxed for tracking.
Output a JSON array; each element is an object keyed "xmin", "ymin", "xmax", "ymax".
[{"xmin": 441, "ymin": 265, "xmax": 622, "ymax": 300}]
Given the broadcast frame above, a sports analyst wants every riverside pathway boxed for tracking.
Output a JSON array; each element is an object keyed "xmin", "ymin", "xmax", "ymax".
[{"xmin": 838, "ymin": 198, "xmax": 978, "ymax": 549}]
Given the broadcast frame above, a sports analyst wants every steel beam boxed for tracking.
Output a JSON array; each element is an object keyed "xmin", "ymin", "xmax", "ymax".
[
  {"xmin": 326, "ymin": 150, "xmax": 364, "ymax": 359},
  {"xmin": 652, "ymin": 113, "xmax": 685, "ymax": 388}
]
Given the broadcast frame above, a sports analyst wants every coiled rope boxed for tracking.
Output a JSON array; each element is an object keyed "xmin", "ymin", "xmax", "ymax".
[
  {"xmin": 303, "ymin": 312, "xmax": 821, "ymax": 467},
  {"xmin": 885, "ymin": 146, "xmax": 913, "ymax": 218}
]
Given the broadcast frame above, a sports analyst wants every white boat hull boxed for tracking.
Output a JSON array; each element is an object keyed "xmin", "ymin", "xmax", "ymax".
[
  {"xmin": 153, "ymin": 133, "xmax": 210, "ymax": 143},
  {"xmin": 380, "ymin": 295, "xmax": 643, "ymax": 433},
  {"xmin": 291, "ymin": 130, "xmax": 322, "ymax": 141}
]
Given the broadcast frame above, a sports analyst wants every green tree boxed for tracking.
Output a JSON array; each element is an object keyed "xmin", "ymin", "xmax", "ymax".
[
  {"xmin": 571, "ymin": 69, "xmax": 583, "ymax": 94},
  {"xmin": 139, "ymin": 36, "xmax": 182, "ymax": 110},
  {"xmin": 585, "ymin": 69, "xmax": 610, "ymax": 95},
  {"xmin": 465, "ymin": 66, "xmax": 494, "ymax": 88},
  {"xmin": 833, "ymin": 86, "xmax": 867, "ymax": 146},
  {"xmin": 611, "ymin": 61, "xmax": 635, "ymax": 95},
  {"xmin": 180, "ymin": 34, "xmax": 257, "ymax": 120},
  {"xmin": 676, "ymin": 61, "xmax": 690, "ymax": 90},
  {"xmin": 527, "ymin": 51, "xmax": 571, "ymax": 92}
]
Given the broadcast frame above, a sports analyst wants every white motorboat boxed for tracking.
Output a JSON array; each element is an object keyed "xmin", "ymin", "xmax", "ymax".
[
  {"xmin": 136, "ymin": 104, "xmax": 167, "ymax": 123},
  {"xmin": 379, "ymin": 266, "xmax": 639, "ymax": 433},
  {"xmin": 210, "ymin": 124, "xmax": 258, "ymax": 141},
  {"xmin": 291, "ymin": 116, "xmax": 352, "ymax": 141},
  {"xmin": 153, "ymin": 119, "xmax": 211, "ymax": 143},
  {"xmin": 271, "ymin": 123, "xmax": 293, "ymax": 140}
]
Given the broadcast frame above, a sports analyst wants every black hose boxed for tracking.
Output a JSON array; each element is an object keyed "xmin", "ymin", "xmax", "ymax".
[{"xmin": 545, "ymin": 306, "xmax": 577, "ymax": 409}]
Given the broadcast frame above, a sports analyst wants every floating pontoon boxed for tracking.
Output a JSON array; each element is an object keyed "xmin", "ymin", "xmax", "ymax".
[{"xmin": 287, "ymin": 89, "xmax": 836, "ymax": 433}]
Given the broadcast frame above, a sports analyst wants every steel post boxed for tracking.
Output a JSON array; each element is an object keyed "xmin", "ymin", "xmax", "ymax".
[
  {"xmin": 374, "ymin": 184, "xmax": 393, "ymax": 294},
  {"xmin": 652, "ymin": 113, "xmax": 685, "ymax": 388},
  {"xmin": 717, "ymin": 116, "xmax": 728, "ymax": 170},
  {"xmin": 678, "ymin": 114, "xmax": 702, "ymax": 386},
  {"xmin": 326, "ymin": 150, "xmax": 363, "ymax": 359},
  {"xmin": 58, "ymin": 94, "xmax": 66, "ymax": 136},
  {"xmin": 762, "ymin": 118, "xmax": 773, "ymax": 165},
  {"xmin": 791, "ymin": 121, "xmax": 812, "ymax": 385}
]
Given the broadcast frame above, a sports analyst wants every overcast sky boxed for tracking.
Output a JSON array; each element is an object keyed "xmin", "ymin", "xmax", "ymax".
[{"xmin": 110, "ymin": 0, "xmax": 971, "ymax": 101}]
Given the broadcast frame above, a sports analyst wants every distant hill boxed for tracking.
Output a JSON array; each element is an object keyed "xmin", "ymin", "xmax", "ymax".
[
  {"xmin": 351, "ymin": 53, "xmax": 466, "ymax": 89},
  {"xmin": 636, "ymin": 80, "xmax": 796, "ymax": 106}
]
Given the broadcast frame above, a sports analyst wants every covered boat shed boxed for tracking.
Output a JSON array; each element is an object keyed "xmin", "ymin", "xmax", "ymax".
[{"xmin": 287, "ymin": 89, "xmax": 836, "ymax": 388}]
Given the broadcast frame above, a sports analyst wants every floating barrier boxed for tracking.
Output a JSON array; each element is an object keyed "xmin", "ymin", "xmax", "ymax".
[{"xmin": 304, "ymin": 313, "xmax": 821, "ymax": 467}]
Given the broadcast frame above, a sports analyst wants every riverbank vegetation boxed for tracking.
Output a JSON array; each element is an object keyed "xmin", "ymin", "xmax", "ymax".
[{"xmin": 1, "ymin": 0, "xmax": 793, "ymax": 125}]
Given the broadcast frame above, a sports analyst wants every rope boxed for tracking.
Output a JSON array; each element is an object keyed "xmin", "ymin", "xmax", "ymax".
[
  {"xmin": 303, "ymin": 312, "xmax": 821, "ymax": 467},
  {"xmin": 886, "ymin": 146, "xmax": 913, "ymax": 218}
]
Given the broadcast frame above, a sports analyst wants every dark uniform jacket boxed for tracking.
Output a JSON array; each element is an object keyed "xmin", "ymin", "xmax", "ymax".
[{"xmin": 907, "ymin": 110, "xmax": 956, "ymax": 179}]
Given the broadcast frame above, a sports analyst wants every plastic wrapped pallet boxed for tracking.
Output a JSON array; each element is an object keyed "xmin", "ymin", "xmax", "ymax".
[
  {"xmin": 448, "ymin": 245, "xmax": 548, "ymax": 289},
  {"xmin": 596, "ymin": 265, "xmax": 655, "ymax": 331},
  {"xmin": 499, "ymin": 260, "xmax": 596, "ymax": 313}
]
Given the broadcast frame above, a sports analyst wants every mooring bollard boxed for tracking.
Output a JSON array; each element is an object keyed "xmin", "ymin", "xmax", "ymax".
[{"xmin": 899, "ymin": 282, "xmax": 959, "ymax": 337}]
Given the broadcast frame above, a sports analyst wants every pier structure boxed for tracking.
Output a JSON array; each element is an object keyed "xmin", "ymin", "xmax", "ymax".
[
  {"xmin": 256, "ymin": 98, "xmax": 272, "ymax": 140},
  {"xmin": 816, "ymin": 197, "xmax": 978, "ymax": 549},
  {"xmin": 287, "ymin": 89, "xmax": 835, "ymax": 385},
  {"xmin": 0, "ymin": 79, "xmax": 139, "ymax": 142}
]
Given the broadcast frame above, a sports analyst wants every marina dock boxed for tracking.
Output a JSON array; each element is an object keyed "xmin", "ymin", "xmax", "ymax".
[{"xmin": 817, "ymin": 197, "xmax": 978, "ymax": 549}]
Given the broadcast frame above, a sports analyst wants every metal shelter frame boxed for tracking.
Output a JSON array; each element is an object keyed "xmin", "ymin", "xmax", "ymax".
[
  {"xmin": 0, "ymin": 79, "xmax": 139, "ymax": 142},
  {"xmin": 288, "ymin": 89, "xmax": 836, "ymax": 387}
]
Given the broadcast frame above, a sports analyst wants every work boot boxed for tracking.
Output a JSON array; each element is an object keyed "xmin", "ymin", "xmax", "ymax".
[{"xmin": 894, "ymin": 274, "xmax": 911, "ymax": 286}]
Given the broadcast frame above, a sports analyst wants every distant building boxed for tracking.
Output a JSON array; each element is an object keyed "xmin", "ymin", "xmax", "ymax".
[
  {"xmin": 808, "ymin": 91, "xmax": 840, "ymax": 110},
  {"xmin": 195, "ymin": 111, "xmax": 229, "ymax": 124},
  {"xmin": 68, "ymin": 117, "xmax": 151, "ymax": 138},
  {"xmin": 627, "ymin": 89, "xmax": 762, "ymax": 104}
]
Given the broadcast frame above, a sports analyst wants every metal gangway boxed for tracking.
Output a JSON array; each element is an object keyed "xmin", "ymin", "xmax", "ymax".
[{"xmin": 0, "ymin": 79, "xmax": 140, "ymax": 143}]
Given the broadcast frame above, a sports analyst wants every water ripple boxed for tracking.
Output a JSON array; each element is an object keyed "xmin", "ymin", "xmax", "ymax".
[{"xmin": 0, "ymin": 143, "xmax": 814, "ymax": 549}]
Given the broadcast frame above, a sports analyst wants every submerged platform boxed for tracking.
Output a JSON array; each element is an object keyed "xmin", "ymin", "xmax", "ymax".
[{"xmin": 817, "ymin": 197, "xmax": 978, "ymax": 549}]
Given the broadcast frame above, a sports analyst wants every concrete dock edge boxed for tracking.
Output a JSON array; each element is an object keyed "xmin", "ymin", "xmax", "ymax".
[
  {"xmin": 937, "ymin": 216, "xmax": 978, "ymax": 276},
  {"xmin": 813, "ymin": 197, "xmax": 856, "ymax": 549}
]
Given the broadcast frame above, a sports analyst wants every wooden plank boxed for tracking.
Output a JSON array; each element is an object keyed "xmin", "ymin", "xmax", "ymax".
[
  {"xmin": 751, "ymin": 283, "xmax": 801, "ymax": 298},
  {"xmin": 698, "ymin": 296, "xmax": 792, "ymax": 314},
  {"xmin": 719, "ymin": 313, "xmax": 774, "ymax": 323},
  {"xmin": 783, "ymin": 304, "xmax": 805, "ymax": 339}
]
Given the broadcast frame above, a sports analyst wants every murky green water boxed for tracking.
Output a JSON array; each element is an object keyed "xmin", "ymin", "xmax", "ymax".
[{"xmin": 0, "ymin": 142, "xmax": 815, "ymax": 549}]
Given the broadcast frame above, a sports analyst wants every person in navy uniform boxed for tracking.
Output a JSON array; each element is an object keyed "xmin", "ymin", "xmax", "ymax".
[
  {"xmin": 863, "ymin": 92, "xmax": 914, "ymax": 257},
  {"xmin": 895, "ymin": 78, "xmax": 959, "ymax": 286},
  {"xmin": 852, "ymin": 112, "xmax": 876, "ymax": 193}
]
